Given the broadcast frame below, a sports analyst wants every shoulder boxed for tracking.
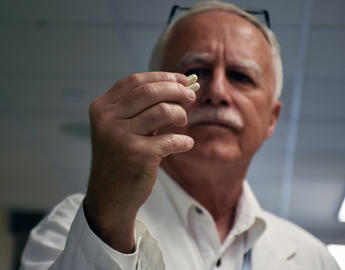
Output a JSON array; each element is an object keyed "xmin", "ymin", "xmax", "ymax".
[
  {"xmin": 21, "ymin": 193, "xmax": 86, "ymax": 264},
  {"xmin": 259, "ymin": 210, "xmax": 339, "ymax": 269},
  {"xmin": 262, "ymin": 210, "xmax": 323, "ymax": 245},
  {"xmin": 33, "ymin": 193, "xmax": 85, "ymax": 235},
  {"xmin": 45, "ymin": 193, "xmax": 85, "ymax": 225}
]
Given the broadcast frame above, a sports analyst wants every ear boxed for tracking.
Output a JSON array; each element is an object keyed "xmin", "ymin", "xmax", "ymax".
[{"xmin": 266, "ymin": 100, "xmax": 282, "ymax": 139}]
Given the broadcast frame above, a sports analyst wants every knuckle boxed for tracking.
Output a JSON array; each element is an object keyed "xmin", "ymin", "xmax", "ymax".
[
  {"xmin": 142, "ymin": 83, "xmax": 157, "ymax": 99},
  {"xmin": 157, "ymin": 102, "xmax": 171, "ymax": 118},
  {"xmin": 89, "ymin": 98, "xmax": 101, "ymax": 118},
  {"xmin": 128, "ymin": 73, "xmax": 142, "ymax": 86},
  {"xmin": 89, "ymin": 100, "xmax": 116, "ymax": 130},
  {"xmin": 115, "ymin": 76, "xmax": 127, "ymax": 88},
  {"xmin": 176, "ymin": 83, "xmax": 185, "ymax": 95},
  {"xmin": 159, "ymin": 71, "xmax": 170, "ymax": 81},
  {"xmin": 109, "ymin": 81, "xmax": 122, "ymax": 94}
]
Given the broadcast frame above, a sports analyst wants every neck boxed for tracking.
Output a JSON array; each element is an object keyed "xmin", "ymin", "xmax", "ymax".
[{"xmin": 161, "ymin": 155, "xmax": 249, "ymax": 243}]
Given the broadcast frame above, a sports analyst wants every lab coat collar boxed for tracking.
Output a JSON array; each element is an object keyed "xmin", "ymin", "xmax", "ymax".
[{"xmin": 252, "ymin": 211, "xmax": 301, "ymax": 270}]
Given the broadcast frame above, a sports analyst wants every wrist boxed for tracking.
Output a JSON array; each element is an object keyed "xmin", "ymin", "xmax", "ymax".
[{"xmin": 83, "ymin": 198, "xmax": 137, "ymax": 253}]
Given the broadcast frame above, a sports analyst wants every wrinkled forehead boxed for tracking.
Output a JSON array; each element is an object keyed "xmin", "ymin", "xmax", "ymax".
[
  {"xmin": 162, "ymin": 11, "xmax": 272, "ymax": 69},
  {"xmin": 167, "ymin": 10, "xmax": 270, "ymax": 47}
]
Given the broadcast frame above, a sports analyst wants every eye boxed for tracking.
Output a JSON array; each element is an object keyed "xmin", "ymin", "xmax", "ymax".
[
  {"xmin": 184, "ymin": 68, "xmax": 211, "ymax": 78},
  {"xmin": 227, "ymin": 71, "xmax": 255, "ymax": 86}
]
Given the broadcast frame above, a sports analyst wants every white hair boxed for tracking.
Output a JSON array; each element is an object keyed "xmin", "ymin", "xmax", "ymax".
[{"xmin": 149, "ymin": 1, "xmax": 283, "ymax": 99}]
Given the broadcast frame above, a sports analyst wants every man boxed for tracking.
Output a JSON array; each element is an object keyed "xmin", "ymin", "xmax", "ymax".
[{"xmin": 20, "ymin": 1, "xmax": 339, "ymax": 270}]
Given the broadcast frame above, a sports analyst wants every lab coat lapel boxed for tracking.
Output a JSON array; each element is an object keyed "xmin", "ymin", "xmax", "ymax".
[{"xmin": 252, "ymin": 229, "xmax": 302, "ymax": 270}]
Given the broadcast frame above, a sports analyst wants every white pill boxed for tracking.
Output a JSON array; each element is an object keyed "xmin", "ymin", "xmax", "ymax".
[
  {"xmin": 187, "ymin": 82, "xmax": 200, "ymax": 91},
  {"xmin": 187, "ymin": 74, "xmax": 198, "ymax": 85}
]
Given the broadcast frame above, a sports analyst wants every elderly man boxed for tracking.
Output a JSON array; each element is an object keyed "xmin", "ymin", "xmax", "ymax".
[{"xmin": 21, "ymin": 1, "xmax": 339, "ymax": 270}]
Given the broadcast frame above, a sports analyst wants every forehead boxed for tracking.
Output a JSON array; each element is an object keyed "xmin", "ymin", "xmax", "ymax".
[{"xmin": 162, "ymin": 11, "xmax": 272, "ymax": 70}]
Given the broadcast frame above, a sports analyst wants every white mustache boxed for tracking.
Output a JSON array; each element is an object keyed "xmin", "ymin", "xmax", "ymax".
[{"xmin": 187, "ymin": 107, "xmax": 244, "ymax": 131}]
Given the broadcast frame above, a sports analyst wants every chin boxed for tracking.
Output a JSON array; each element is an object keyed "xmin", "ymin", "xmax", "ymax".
[{"xmin": 187, "ymin": 140, "xmax": 242, "ymax": 164}]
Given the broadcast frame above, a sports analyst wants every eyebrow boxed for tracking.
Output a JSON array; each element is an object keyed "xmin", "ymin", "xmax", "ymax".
[
  {"xmin": 232, "ymin": 58, "xmax": 262, "ymax": 78},
  {"xmin": 176, "ymin": 52, "xmax": 214, "ymax": 70},
  {"xmin": 176, "ymin": 52, "xmax": 262, "ymax": 78}
]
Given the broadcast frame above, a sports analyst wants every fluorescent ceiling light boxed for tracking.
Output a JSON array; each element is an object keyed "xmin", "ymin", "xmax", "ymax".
[
  {"xmin": 338, "ymin": 197, "xmax": 345, "ymax": 222},
  {"xmin": 327, "ymin": 245, "xmax": 345, "ymax": 269}
]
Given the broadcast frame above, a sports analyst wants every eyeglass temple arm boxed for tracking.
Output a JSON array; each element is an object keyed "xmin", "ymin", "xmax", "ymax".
[
  {"xmin": 167, "ymin": 6, "xmax": 271, "ymax": 29},
  {"xmin": 245, "ymin": 9, "xmax": 271, "ymax": 28},
  {"xmin": 167, "ymin": 5, "xmax": 190, "ymax": 25}
]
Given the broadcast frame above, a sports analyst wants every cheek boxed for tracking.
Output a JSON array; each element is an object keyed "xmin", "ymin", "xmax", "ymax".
[{"xmin": 237, "ymin": 94, "xmax": 271, "ymax": 135}]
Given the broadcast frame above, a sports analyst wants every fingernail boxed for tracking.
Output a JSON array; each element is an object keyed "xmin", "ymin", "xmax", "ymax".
[
  {"xmin": 187, "ymin": 82, "xmax": 200, "ymax": 92},
  {"xmin": 187, "ymin": 74, "xmax": 198, "ymax": 85}
]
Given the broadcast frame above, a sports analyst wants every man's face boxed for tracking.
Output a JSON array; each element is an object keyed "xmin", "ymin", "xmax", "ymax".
[{"xmin": 160, "ymin": 11, "xmax": 282, "ymax": 167}]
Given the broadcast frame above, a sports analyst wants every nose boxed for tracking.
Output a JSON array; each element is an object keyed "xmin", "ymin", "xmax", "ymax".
[{"xmin": 199, "ymin": 68, "xmax": 233, "ymax": 107}]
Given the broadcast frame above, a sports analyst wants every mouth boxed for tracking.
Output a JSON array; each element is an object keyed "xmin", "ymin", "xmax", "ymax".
[{"xmin": 191, "ymin": 121, "xmax": 240, "ymax": 133}]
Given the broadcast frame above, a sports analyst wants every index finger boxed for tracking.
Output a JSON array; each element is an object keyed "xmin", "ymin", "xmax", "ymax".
[
  {"xmin": 105, "ymin": 72, "xmax": 188, "ymax": 103},
  {"xmin": 119, "ymin": 72, "xmax": 188, "ymax": 91}
]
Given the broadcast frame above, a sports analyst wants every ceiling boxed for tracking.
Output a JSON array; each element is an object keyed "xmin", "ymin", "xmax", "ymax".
[{"xmin": 0, "ymin": 0, "xmax": 344, "ymax": 244}]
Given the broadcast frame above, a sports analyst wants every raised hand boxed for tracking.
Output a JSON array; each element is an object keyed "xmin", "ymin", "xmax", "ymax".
[{"xmin": 84, "ymin": 72, "xmax": 197, "ymax": 252}]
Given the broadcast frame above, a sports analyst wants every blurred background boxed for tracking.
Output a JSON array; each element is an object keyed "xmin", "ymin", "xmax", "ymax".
[{"xmin": 0, "ymin": 0, "xmax": 344, "ymax": 269}]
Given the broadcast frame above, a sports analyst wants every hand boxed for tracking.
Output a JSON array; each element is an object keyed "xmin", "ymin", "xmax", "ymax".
[{"xmin": 84, "ymin": 72, "xmax": 196, "ymax": 252}]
